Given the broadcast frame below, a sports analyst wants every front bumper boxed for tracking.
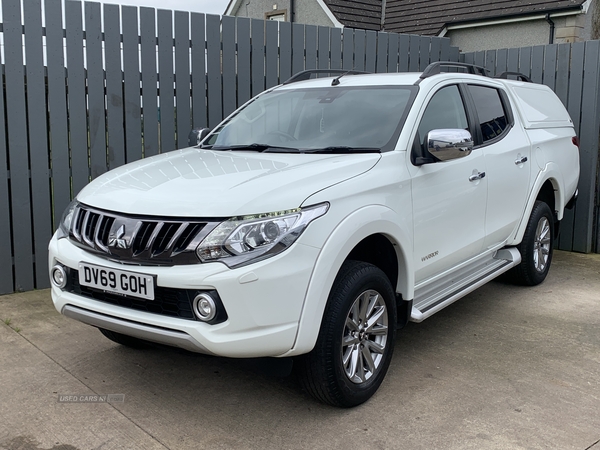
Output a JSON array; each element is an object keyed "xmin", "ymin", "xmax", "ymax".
[{"xmin": 49, "ymin": 233, "xmax": 320, "ymax": 357}]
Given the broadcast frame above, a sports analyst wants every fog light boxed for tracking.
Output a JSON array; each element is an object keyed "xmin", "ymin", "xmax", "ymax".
[
  {"xmin": 51, "ymin": 264, "xmax": 68, "ymax": 289},
  {"xmin": 193, "ymin": 293, "xmax": 217, "ymax": 322}
]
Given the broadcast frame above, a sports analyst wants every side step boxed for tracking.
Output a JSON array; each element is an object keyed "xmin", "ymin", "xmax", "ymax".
[{"xmin": 410, "ymin": 248, "xmax": 521, "ymax": 322}]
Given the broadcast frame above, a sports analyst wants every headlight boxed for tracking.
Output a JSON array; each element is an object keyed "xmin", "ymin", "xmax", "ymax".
[
  {"xmin": 56, "ymin": 200, "xmax": 77, "ymax": 239},
  {"xmin": 196, "ymin": 203, "xmax": 329, "ymax": 268}
]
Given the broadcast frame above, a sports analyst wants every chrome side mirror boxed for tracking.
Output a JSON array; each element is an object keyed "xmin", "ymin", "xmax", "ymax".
[
  {"xmin": 426, "ymin": 129, "xmax": 473, "ymax": 162},
  {"xmin": 188, "ymin": 127, "xmax": 211, "ymax": 147}
]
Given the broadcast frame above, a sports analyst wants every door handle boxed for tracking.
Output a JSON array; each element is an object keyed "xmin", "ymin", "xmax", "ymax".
[
  {"xmin": 469, "ymin": 171, "xmax": 486, "ymax": 182},
  {"xmin": 515, "ymin": 156, "xmax": 528, "ymax": 165}
]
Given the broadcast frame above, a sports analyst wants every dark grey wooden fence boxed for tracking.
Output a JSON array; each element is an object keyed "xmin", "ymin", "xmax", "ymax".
[
  {"xmin": 461, "ymin": 43, "xmax": 600, "ymax": 254},
  {"xmin": 0, "ymin": 0, "xmax": 599, "ymax": 295},
  {"xmin": 0, "ymin": 0, "xmax": 458, "ymax": 294}
]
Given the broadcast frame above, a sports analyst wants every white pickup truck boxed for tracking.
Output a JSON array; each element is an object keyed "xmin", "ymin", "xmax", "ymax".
[{"xmin": 49, "ymin": 62, "xmax": 579, "ymax": 407}]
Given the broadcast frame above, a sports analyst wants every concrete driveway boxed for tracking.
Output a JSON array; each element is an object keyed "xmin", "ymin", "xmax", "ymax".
[{"xmin": 1, "ymin": 250, "xmax": 599, "ymax": 450}]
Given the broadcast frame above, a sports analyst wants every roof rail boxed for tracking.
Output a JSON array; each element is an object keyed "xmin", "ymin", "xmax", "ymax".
[
  {"xmin": 282, "ymin": 69, "xmax": 370, "ymax": 85},
  {"xmin": 419, "ymin": 62, "xmax": 489, "ymax": 80},
  {"xmin": 495, "ymin": 71, "xmax": 532, "ymax": 82}
]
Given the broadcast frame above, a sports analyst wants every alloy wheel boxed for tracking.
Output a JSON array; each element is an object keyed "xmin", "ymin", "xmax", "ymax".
[
  {"xmin": 533, "ymin": 216, "xmax": 551, "ymax": 273},
  {"xmin": 341, "ymin": 289, "xmax": 389, "ymax": 384}
]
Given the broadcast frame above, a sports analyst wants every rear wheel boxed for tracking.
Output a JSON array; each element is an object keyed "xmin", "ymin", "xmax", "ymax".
[
  {"xmin": 99, "ymin": 328, "xmax": 149, "ymax": 349},
  {"xmin": 509, "ymin": 200, "xmax": 554, "ymax": 286},
  {"xmin": 296, "ymin": 261, "xmax": 397, "ymax": 407}
]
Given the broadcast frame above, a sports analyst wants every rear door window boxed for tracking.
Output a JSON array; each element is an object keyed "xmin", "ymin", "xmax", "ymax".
[{"xmin": 467, "ymin": 85, "xmax": 509, "ymax": 143}]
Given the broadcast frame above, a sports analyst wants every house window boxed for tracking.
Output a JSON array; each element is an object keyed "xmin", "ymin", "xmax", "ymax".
[{"xmin": 265, "ymin": 10, "xmax": 287, "ymax": 21}]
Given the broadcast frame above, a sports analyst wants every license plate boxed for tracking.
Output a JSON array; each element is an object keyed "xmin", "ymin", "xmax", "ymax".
[{"xmin": 78, "ymin": 262, "xmax": 155, "ymax": 300}]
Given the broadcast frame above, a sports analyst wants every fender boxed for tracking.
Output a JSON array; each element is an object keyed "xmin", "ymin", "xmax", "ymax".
[
  {"xmin": 510, "ymin": 161, "xmax": 564, "ymax": 245},
  {"xmin": 281, "ymin": 205, "xmax": 413, "ymax": 357}
]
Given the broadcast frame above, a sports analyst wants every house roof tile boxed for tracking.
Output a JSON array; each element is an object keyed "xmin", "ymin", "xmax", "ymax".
[
  {"xmin": 384, "ymin": 0, "xmax": 586, "ymax": 35},
  {"xmin": 324, "ymin": 0, "xmax": 384, "ymax": 30}
]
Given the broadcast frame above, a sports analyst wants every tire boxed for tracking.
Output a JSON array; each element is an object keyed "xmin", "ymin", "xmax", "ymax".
[
  {"xmin": 99, "ymin": 328, "xmax": 149, "ymax": 349},
  {"xmin": 509, "ymin": 200, "xmax": 554, "ymax": 286},
  {"xmin": 295, "ymin": 260, "xmax": 397, "ymax": 407}
]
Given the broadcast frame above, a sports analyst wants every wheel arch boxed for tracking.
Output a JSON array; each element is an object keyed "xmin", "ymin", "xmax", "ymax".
[
  {"xmin": 511, "ymin": 163, "xmax": 564, "ymax": 245},
  {"xmin": 283, "ymin": 205, "xmax": 413, "ymax": 357},
  {"xmin": 346, "ymin": 234, "xmax": 400, "ymax": 291}
]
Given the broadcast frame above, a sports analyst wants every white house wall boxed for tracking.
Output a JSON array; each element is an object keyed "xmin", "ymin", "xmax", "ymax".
[{"xmin": 448, "ymin": 21, "xmax": 550, "ymax": 52}]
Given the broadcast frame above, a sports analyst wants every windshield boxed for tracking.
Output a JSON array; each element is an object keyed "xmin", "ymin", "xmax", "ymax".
[{"xmin": 204, "ymin": 85, "xmax": 416, "ymax": 152}]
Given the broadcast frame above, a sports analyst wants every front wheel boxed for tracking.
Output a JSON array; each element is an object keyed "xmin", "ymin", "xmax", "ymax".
[
  {"xmin": 509, "ymin": 200, "xmax": 555, "ymax": 286},
  {"xmin": 296, "ymin": 261, "xmax": 397, "ymax": 407}
]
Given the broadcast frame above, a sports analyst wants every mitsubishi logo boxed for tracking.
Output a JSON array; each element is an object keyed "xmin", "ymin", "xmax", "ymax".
[{"xmin": 108, "ymin": 224, "xmax": 128, "ymax": 249}]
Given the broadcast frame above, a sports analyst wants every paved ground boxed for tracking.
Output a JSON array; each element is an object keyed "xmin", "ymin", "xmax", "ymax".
[{"xmin": 1, "ymin": 250, "xmax": 599, "ymax": 450}]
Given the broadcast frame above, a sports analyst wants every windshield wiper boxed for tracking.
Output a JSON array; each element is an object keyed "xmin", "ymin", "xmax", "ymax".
[
  {"xmin": 305, "ymin": 146, "xmax": 381, "ymax": 154},
  {"xmin": 203, "ymin": 143, "xmax": 301, "ymax": 153}
]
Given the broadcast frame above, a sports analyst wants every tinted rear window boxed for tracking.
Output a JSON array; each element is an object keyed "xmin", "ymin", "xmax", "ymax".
[{"xmin": 468, "ymin": 85, "xmax": 508, "ymax": 142}]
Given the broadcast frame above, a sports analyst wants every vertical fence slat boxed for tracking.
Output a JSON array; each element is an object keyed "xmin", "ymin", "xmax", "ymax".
[
  {"xmin": 559, "ymin": 43, "xmax": 585, "ymax": 250},
  {"xmin": 266, "ymin": 20, "xmax": 280, "ymax": 86},
  {"xmin": 49, "ymin": 0, "xmax": 73, "ymax": 213},
  {"xmin": 305, "ymin": 25, "xmax": 317, "ymax": 70},
  {"xmin": 429, "ymin": 37, "xmax": 441, "ymax": 63},
  {"xmin": 0, "ymin": 66, "xmax": 12, "ymax": 292},
  {"xmin": 496, "ymin": 48, "xmax": 508, "ymax": 74},
  {"xmin": 418, "ymin": 36, "xmax": 430, "ymax": 70},
  {"xmin": 342, "ymin": 28, "xmax": 354, "ymax": 70},
  {"xmin": 507, "ymin": 47, "xmax": 519, "ymax": 72},
  {"xmin": 518, "ymin": 46, "xmax": 532, "ymax": 78},
  {"xmin": 292, "ymin": 23, "xmax": 305, "ymax": 74},
  {"xmin": 251, "ymin": 18, "xmax": 265, "ymax": 96},
  {"xmin": 140, "ymin": 7, "xmax": 159, "ymax": 157},
  {"xmin": 236, "ymin": 17, "xmax": 251, "ymax": 107},
  {"xmin": 448, "ymin": 46, "xmax": 460, "ymax": 64},
  {"xmin": 222, "ymin": 16, "xmax": 236, "ymax": 115},
  {"xmin": 555, "ymin": 44, "xmax": 571, "ymax": 106},
  {"xmin": 85, "ymin": 2, "xmax": 108, "ymax": 178},
  {"xmin": 530, "ymin": 45, "xmax": 544, "ymax": 84},
  {"xmin": 65, "ymin": 1, "xmax": 89, "ymax": 191},
  {"xmin": 387, "ymin": 33, "xmax": 399, "ymax": 72},
  {"xmin": 175, "ymin": 11, "xmax": 192, "ymax": 148},
  {"xmin": 280, "ymin": 21, "xmax": 293, "ymax": 79},
  {"xmin": 191, "ymin": 13, "xmax": 207, "ymax": 128},
  {"xmin": 3, "ymin": 0, "xmax": 34, "ymax": 291},
  {"xmin": 0, "ymin": 27, "xmax": 13, "ymax": 294},
  {"xmin": 398, "ymin": 35, "xmax": 409, "ymax": 71},
  {"xmin": 365, "ymin": 30, "xmax": 377, "ymax": 72},
  {"xmin": 104, "ymin": 4, "xmax": 126, "ymax": 168},
  {"xmin": 484, "ymin": 49, "xmax": 497, "ymax": 76},
  {"xmin": 318, "ymin": 26, "xmax": 329, "ymax": 70},
  {"xmin": 376, "ymin": 32, "xmax": 388, "ymax": 73},
  {"xmin": 542, "ymin": 44, "xmax": 558, "ymax": 90},
  {"xmin": 122, "ymin": 6, "xmax": 142, "ymax": 162},
  {"xmin": 354, "ymin": 29, "xmax": 366, "ymax": 71},
  {"xmin": 473, "ymin": 51, "xmax": 485, "ymax": 68},
  {"xmin": 158, "ymin": 9, "xmax": 175, "ymax": 152},
  {"xmin": 573, "ymin": 41, "xmax": 600, "ymax": 253},
  {"xmin": 440, "ymin": 38, "xmax": 450, "ymax": 62},
  {"xmin": 408, "ymin": 35, "xmax": 419, "ymax": 71},
  {"xmin": 330, "ymin": 27, "xmax": 342, "ymax": 71},
  {"xmin": 24, "ymin": 0, "xmax": 51, "ymax": 288},
  {"xmin": 567, "ymin": 43, "xmax": 585, "ymax": 132}
]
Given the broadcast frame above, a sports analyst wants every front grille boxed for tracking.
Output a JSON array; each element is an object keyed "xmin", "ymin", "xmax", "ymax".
[
  {"xmin": 69, "ymin": 204, "xmax": 218, "ymax": 265},
  {"xmin": 66, "ymin": 269, "xmax": 227, "ymax": 324}
]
